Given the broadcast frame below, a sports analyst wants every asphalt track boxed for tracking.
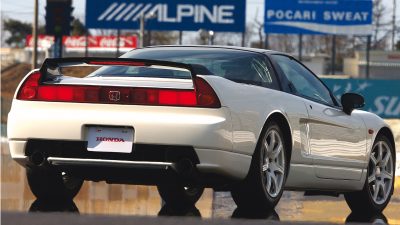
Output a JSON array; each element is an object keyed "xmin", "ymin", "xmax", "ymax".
[{"xmin": 2, "ymin": 211, "xmax": 383, "ymax": 225}]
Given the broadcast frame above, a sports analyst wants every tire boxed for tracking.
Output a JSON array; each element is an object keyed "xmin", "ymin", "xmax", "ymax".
[
  {"xmin": 26, "ymin": 168, "xmax": 83, "ymax": 200},
  {"xmin": 231, "ymin": 121, "xmax": 289, "ymax": 210},
  {"xmin": 157, "ymin": 184, "xmax": 204, "ymax": 208},
  {"xmin": 344, "ymin": 135, "xmax": 395, "ymax": 213}
]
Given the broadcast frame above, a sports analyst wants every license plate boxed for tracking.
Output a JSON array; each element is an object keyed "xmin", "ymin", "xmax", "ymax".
[{"xmin": 86, "ymin": 126, "xmax": 134, "ymax": 153}]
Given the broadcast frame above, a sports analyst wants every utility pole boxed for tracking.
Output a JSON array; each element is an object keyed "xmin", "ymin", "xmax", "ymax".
[
  {"xmin": 331, "ymin": 35, "xmax": 336, "ymax": 75},
  {"xmin": 298, "ymin": 34, "xmax": 303, "ymax": 62},
  {"xmin": 366, "ymin": 35, "xmax": 371, "ymax": 79},
  {"xmin": 392, "ymin": 0, "xmax": 397, "ymax": 51},
  {"xmin": 139, "ymin": 13, "xmax": 145, "ymax": 48},
  {"xmin": 32, "ymin": 0, "xmax": 39, "ymax": 69},
  {"xmin": 179, "ymin": 31, "xmax": 183, "ymax": 45}
]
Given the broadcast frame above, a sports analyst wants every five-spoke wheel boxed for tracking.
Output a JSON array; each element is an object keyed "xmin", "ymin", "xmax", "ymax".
[
  {"xmin": 345, "ymin": 135, "xmax": 395, "ymax": 213},
  {"xmin": 231, "ymin": 121, "xmax": 288, "ymax": 210},
  {"xmin": 262, "ymin": 129, "xmax": 286, "ymax": 198}
]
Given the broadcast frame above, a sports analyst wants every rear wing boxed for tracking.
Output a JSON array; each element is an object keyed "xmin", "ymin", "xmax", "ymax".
[
  {"xmin": 17, "ymin": 57, "xmax": 221, "ymax": 108},
  {"xmin": 39, "ymin": 57, "xmax": 198, "ymax": 82}
]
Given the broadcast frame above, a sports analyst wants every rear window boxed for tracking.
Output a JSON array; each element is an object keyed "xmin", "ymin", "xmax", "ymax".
[
  {"xmin": 90, "ymin": 48, "xmax": 278, "ymax": 89},
  {"xmin": 88, "ymin": 65, "xmax": 191, "ymax": 79}
]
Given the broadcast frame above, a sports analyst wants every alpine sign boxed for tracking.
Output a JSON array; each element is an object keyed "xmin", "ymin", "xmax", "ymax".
[
  {"xmin": 264, "ymin": 0, "xmax": 373, "ymax": 35},
  {"xmin": 86, "ymin": 0, "xmax": 246, "ymax": 32}
]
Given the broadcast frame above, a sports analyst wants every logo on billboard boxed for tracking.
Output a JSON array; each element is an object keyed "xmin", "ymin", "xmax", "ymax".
[
  {"xmin": 264, "ymin": 0, "xmax": 373, "ymax": 35},
  {"xmin": 97, "ymin": 3, "xmax": 235, "ymax": 24},
  {"xmin": 86, "ymin": 0, "xmax": 246, "ymax": 32}
]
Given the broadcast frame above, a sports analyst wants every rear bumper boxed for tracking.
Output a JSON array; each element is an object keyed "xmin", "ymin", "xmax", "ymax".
[
  {"xmin": 9, "ymin": 139, "xmax": 251, "ymax": 185},
  {"xmin": 8, "ymin": 100, "xmax": 251, "ymax": 182},
  {"xmin": 8, "ymin": 100, "xmax": 232, "ymax": 149}
]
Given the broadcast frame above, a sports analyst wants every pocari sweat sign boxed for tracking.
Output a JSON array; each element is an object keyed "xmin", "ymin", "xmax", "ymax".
[
  {"xmin": 264, "ymin": 0, "xmax": 372, "ymax": 35},
  {"xmin": 86, "ymin": 0, "xmax": 246, "ymax": 32}
]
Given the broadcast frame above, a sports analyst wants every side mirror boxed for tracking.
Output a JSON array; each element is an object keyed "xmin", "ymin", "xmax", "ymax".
[{"xmin": 341, "ymin": 93, "xmax": 365, "ymax": 115}]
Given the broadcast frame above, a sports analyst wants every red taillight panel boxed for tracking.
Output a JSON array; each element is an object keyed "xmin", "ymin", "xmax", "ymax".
[
  {"xmin": 17, "ymin": 72, "xmax": 220, "ymax": 108},
  {"xmin": 17, "ymin": 71, "xmax": 41, "ymax": 100},
  {"xmin": 194, "ymin": 77, "xmax": 221, "ymax": 108}
]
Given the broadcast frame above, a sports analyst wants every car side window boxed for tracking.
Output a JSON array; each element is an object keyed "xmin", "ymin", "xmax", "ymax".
[
  {"xmin": 271, "ymin": 54, "xmax": 335, "ymax": 106},
  {"xmin": 221, "ymin": 56, "xmax": 280, "ymax": 90}
]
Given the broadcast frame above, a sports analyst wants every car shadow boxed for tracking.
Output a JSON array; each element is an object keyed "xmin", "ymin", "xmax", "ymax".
[
  {"xmin": 29, "ymin": 199, "xmax": 79, "ymax": 213},
  {"xmin": 27, "ymin": 198, "xmax": 389, "ymax": 225},
  {"xmin": 345, "ymin": 212, "xmax": 388, "ymax": 224},
  {"xmin": 231, "ymin": 207, "xmax": 280, "ymax": 220},
  {"xmin": 158, "ymin": 204, "xmax": 202, "ymax": 217}
]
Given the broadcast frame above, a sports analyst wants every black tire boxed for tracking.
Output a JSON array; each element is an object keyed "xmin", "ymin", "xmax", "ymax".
[
  {"xmin": 344, "ymin": 135, "xmax": 395, "ymax": 214},
  {"xmin": 157, "ymin": 184, "xmax": 204, "ymax": 208},
  {"xmin": 231, "ymin": 121, "xmax": 289, "ymax": 210},
  {"xmin": 26, "ymin": 168, "xmax": 83, "ymax": 200}
]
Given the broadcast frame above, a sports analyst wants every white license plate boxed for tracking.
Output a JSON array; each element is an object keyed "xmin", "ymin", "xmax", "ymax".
[{"xmin": 86, "ymin": 126, "xmax": 134, "ymax": 153}]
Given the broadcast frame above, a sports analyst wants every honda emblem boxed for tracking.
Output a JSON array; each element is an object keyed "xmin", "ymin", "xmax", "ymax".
[{"xmin": 109, "ymin": 91, "xmax": 121, "ymax": 101}]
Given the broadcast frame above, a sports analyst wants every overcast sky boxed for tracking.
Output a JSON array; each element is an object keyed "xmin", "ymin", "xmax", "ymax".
[{"xmin": 1, "ymin": 0, "xmax": 398, "ymax": 33}]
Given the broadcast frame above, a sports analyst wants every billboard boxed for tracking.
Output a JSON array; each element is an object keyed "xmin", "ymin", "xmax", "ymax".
[
  {"xmin": 264, "ymin": 0, "xmax": 373, "ymax": 35},
  {"xmin": 26, "ymin": 35, "xmax": 137, "ymax": 51},
  {"xmin": 86, "ymin": 0, "xmax": 246, "ymax": 32},
  {"xmin": 322, "ymin": 78, "xmax": 400, "ymax": 119}
]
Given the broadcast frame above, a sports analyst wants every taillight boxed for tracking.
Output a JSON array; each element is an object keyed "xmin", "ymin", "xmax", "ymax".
[
  {"xmin": 194, "ymin": 77, "xmax": 221, "ymax": 108},
  {"xmin": 17, "ymin": 71, "xmax": 41, "ymax": 100},
  {"xmin": 17, "ymin": 72, "xmax": 220, "ymax": 108}
]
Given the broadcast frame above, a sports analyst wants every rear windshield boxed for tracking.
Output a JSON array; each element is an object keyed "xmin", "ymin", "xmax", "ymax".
[{"xmin": 90, "ymin": 48, "xmax": 275, "ymax": 87}]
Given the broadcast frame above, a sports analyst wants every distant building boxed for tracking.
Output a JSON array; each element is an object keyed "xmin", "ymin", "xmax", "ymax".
[
  {"xmin": 344, "ymin": 51, "xmax": 400, "ymax": 80},
  {"xmin": 300, "ymin": 54, "xmax": 330, "ymax": 75}
]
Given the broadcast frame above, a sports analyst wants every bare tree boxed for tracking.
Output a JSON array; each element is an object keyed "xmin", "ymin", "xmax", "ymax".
[{"xmin": 371, "ymin": 0, "xmax": 391, "ymax": 49}]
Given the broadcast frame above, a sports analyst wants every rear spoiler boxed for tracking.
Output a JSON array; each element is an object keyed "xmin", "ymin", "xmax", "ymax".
[{"xmin": 39, "ymin": 57, "xmax": 198, "ymax": 82}]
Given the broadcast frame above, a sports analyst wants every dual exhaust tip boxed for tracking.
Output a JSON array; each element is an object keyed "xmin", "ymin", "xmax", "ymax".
[{"xmin": 30, "ymin": 151, "xmax": 46, "ymax": 166}]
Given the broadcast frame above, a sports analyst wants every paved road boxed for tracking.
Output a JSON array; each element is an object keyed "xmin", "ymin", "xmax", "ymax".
[{"xmin": 2, "ymin": 211, "xmax": 386, "ymax": 225}]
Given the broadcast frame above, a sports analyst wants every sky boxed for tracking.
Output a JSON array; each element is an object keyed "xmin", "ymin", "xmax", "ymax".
[{"xmin": 1, "ymin": 0, "xmax": 398, "ymax": 34}]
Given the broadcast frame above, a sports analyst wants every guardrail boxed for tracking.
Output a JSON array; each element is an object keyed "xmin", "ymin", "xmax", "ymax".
[{"xmin": 321, "ymin": 78, "xmax": 400, "ymax": 119}]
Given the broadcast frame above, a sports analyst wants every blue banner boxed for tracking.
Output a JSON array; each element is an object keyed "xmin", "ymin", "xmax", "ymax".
[
  {"xmin": 264, "ymin": 0, "xmax": 372, "ymax": 35},
  {"xmin": 322, "ymin": 78, "xmax": 400, "ymax": 119},
  {"xmin": 86, "ymin": 0, "xmax": 246, "ymax": 32}
]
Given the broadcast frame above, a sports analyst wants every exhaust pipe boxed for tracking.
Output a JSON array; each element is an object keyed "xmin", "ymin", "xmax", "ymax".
[
  {"xmin": 30, "ymin": 151, "xmax": 46, "ymax": 166},
  {"xmin": 176, "ymin": 158, "xmax": 194, "ymax": 177}
]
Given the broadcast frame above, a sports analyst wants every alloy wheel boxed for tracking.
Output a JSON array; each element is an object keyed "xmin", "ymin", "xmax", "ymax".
[
  {"xmin": 368, "ymin": 141, "xmax": 394, "ymax": 205},
  {"xmin": 261, "ymin": 129, "xmax": 285, "ymax": 198}
]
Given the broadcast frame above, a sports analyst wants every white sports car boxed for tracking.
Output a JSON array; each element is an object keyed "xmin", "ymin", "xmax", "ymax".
[{"xmin": 8, "ymin": 46, "xmax": 396, "ymax": 213}]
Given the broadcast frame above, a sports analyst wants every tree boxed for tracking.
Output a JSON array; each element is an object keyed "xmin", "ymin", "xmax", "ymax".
[
  {"xmin": 71, "ymin": 19, "xmax": 87, "ymax": 36},
  {"xmin": 3, "ymin": 18, "xmax": 45, "ymax": 47},
  {"xmin": 371, "ymin": 0, "xmax": 391, "ymax": 49},
  {"xmin": 147, "ymin": 31, "xmax": 178, "ymax": 46},
  {"xmin": 396, "ymin": 40, "xmax": 400, "ymax": 50},
  {"xmin": 3, "ymin": 19, "xmax": 32, "ymax": 47}
]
